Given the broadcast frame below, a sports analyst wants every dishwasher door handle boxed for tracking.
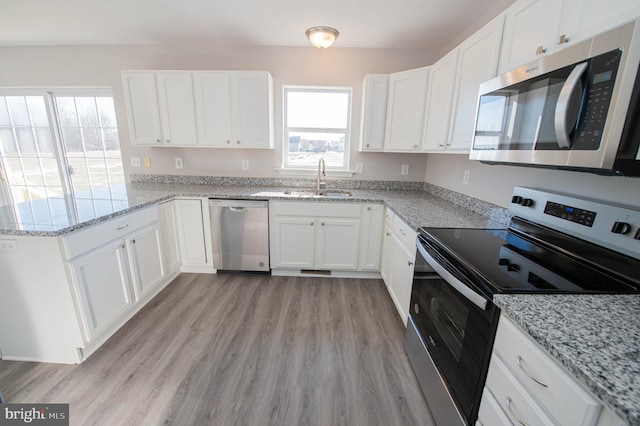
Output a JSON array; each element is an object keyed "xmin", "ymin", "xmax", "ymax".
[{"xmin": 229, "ymin": 207, "xmax": 247, "ymax": 212}]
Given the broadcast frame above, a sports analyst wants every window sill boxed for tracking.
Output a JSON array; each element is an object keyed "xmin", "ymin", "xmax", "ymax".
[{"xmin": 274, "ymin": 167, "xmax": 355, "ymax": 177}]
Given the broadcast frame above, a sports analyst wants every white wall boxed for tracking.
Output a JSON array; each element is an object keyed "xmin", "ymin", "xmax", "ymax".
[
  {"xmin": 425, "ymin": 154, "xmax": 640, "ymax": 209},
  {"xmin": 0, "ymin": 44, "xmax": 438, "ymax": 182}
]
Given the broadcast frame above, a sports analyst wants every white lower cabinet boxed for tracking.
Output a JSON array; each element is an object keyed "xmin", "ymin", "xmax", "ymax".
[
  {"xmin": 380, "ymin": 209, "xmax": 416, "ymax": 326},
  {"xmin": 478, "ymin": 314, "xmax": 625, "ymax": 426},
  {"xmin": 270, "ymin": 201, "xmax": 383, "ymax": 273},
  {"xmin": 159, "ymin": 200, "xmax": 181, "ymax": 275},
  {"xmin": 174, "ymin": 198, "xmax": 213, "ymax": 272},
  {"xmin": 65, "ymin": 208, "xmax": 167, "ymax": 348},
  {"xmin": 70, "ymin": 240, "xmax": 135, "ymax": 340}
]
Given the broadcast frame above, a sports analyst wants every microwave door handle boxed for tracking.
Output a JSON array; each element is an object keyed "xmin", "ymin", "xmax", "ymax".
[
  {"xmin": 555, "ymin": 62, "xmax": 588, "ymax": 148},
  {"xmin": 416, "ymin": 241, "xmax": 489, "ymax": 311}
]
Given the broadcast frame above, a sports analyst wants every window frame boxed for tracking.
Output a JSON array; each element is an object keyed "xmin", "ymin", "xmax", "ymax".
[{"xmin": 282, "ymin": 85, "xmax": 352, "ymax": 172}]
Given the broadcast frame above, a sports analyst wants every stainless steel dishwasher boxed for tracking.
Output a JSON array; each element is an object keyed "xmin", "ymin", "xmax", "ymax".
[{"xmin": 209, "ymin": 199, "xmax": 269, "ymax": 272}]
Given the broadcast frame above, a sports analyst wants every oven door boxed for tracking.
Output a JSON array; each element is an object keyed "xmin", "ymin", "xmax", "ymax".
[{"xmin": 406, "ymin": 234, "xmax": 499, "ymax": 425}]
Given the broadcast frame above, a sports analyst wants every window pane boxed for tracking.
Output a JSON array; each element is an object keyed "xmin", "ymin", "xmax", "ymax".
[
  {"xmin": 102, "ymin": 128, "xmax": 120, "ymax": 151},
  {"xmin": 5, "ymin": 158, "xmax": 25, "ymax": 186},
  {"xmin": 22, "ymin": 158, "xmax": 44, "ymax": 186},
  {"xmin": 87, "ymin": 158, "xmax": 109, "ymax": 186},
  {"xmin": 287, "ymin": 131, "xmax": 345, "ymax": 167},
  {"xmin": 76, "ymin": 97, "xmax": 99, "ymax": 128},
  {"xmin": 26, "ymin": 97, "xmax": 49, "ymax": 127},
  {"xmin": 96, "ymin": 97, "xmax": 117, "ymax": 127},
  {"xmin": 16, "ymin": 128, "xmax": 37, "ymax": 155},
  {"xmin": 7, "ymin": 96, "xmax": 30, "ymax": 126},
  {"xmin": 35, "ymin": 129, "xmax": 55, "ymax": 157},
  {"xmin": 0, "ymin": 97, "xmax": 10, "ymax": 126},
  {"xmin": 287, "ymin": 91, "xmax": 349, "ymax": 129},
  {"xmin": 41, "ymin": 158, "xmax": 62, "ymax": 187},
  {"xmin": 82, "ymin": 128, "xmax": 103, "ymax": 152},
  {"xmin": 55, "ymin": 97, "xmax": 79, "ymax": 127},
  {"xmin": 0, "ymin": 128, "xmax": 17, "ymax": 156},
  {"xmin": 67, "ymin": 158, "xmax": 89, "ymax": 187},
  {"xmin": 62, "ymin": 128, "xmax": 84, "ymax": 154}
]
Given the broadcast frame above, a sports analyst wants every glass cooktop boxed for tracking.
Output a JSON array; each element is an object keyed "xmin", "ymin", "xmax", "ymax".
[{"xmin": 419, "ymin": 218, "xmax": 640, "ymax": 295}]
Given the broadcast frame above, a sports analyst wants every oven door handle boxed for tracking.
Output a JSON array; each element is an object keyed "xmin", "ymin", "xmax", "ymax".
[{"xmin": 417, "ymin": 240, "xmax": 489, "ymax": 311}]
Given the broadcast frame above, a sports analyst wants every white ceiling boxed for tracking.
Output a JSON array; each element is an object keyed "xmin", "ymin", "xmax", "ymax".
[{"xmin": 0, "ymin": 0, "xmax": 515, "ymax": 50}]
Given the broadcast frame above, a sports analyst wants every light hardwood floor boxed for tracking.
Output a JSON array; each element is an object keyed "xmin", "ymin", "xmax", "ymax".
[{"xmin": 0, "ymin": 273, "xmax": 435, "ymax": 425}]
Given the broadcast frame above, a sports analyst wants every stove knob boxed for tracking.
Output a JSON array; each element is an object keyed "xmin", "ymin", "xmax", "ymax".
[
  {"xmin": 511, "ymin": 195, "xmax": 524, "ymax": 205},
  {"xmin": 498, "ymin": 258, "xmax": 509, "ymax": 266},
  {"xmin": 522, "ymin": 198, "xmax": 535, "ymax": 207},
  {"xmin": 611, "ymin": 221, "xmax": 631, "ymax": 235},
  {"xmin": 635, "ymin": 229, "xmax": 640, "ymax": 240},
  {"xmin": 507, "ymin": 263, "xmax": 520, "ymax": 272}
]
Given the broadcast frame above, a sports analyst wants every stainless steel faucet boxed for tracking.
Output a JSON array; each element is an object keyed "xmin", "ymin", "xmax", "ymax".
[{"xmin": 316, "ymin": 157, "xmax": 326, "ymax": 194}]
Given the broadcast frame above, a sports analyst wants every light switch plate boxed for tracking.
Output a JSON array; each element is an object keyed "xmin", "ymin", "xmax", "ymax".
[
  {"xmin": 175, "ymin": 157, "xmax": 183, "ymax": 169},
  {"xmin": 401, "ymin": 164, "xmax": 409, "ymax": 175},
  {"xmin": 130, "ymin": 157, "xmax": 141, "ymax": 168},
  {"xmin": 143, "ymin": 157, "xmax": 151, "ymax": 168},
  {"xmin": 242, "ymin": 160, "xmax": 249, "ymax": 170},
  {"xmin": 355, "ymin": 162, "xmax": 363, "ymax": 174}
]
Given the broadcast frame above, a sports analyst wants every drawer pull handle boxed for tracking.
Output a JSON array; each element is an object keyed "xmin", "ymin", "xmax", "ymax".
[
  {"xmin": 517, "ymin": 356, "xmax": 548, "ymax": 387},
  {"xmin": 506, "ymin": 397, "xmax": 529, "ymax": 426},
  {"xmin": 116, "ymin": 224, "xmax": 129, "ymax": 231}
]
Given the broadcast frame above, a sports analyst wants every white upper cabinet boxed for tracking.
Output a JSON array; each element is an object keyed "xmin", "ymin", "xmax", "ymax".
[
  {"xmin": 156, "ymin": 72, "xmax": 198, "ymax": 146},
  {"xmin": 423, "ymin": 49, "xmax": 459, "ymax": 152},
  {"xmin": 449, "ymin": 15, "xmax": 505, "ymax": 151},
  {"xmin": 498, "ymin": 0, "xmax": 564, "ymax": 73},
  {"xmin": 359, "ymin": 74, "xmax": 389, "ymax": 152},
  {"xmin": 558, "ymin": 0, "xmax": 640, "ymax": 49},
  {"xmin": 122, "ymin": 72, "xmax": 163, "ymax": 146},
  {"xmin": 123, "ymin": 70, "xmax": 274, "ymax": 149},
  {"xmin": 384, "ymin": 67, "xmax": 430, "ymax": 152},
  {"xmin": 193, "ymin": 71, "xmax": 274, "ymax": 148}
]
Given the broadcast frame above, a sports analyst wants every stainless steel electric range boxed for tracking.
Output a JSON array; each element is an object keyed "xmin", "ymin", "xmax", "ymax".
[{"xmin": 405, "ymin": 186, "xmax": 640, "ymax": 425}]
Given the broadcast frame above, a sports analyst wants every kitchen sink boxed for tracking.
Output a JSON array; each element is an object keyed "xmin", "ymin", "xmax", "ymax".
[{"xmin": 282, "ymin": 189, "xmax": 352, "ymax": 198}]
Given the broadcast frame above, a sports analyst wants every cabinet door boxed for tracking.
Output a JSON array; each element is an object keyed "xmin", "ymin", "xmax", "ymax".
[
  {"xmin": 423, "ymin": 49, "xmax": 459, "ymax": 152},
  {"xmin": 359, "ymin": 204, "xmax": 384, "ymax": 270},
  {"xmin": 231, "ymin": 71, "xmax": 274, "ymax": 148},
  {"xmin": 558, "ymin": 0, "xmax": 640, "ymax": 48},
  {"xmin": 380, "ymin": 224, "xmax": 393, "ymax": 286},
  {"xmin": 122, "ymin": 72, "xmax": 163, "ymax": 146},
  {"xmin": 193, "ymin": 71, "xmax": 233, "ymax": 146},
  {"xmin": 498, "ymin": 0, "xmax": 564, "ymax": 73},
  {"xmin": 271, "ymin": 217, "xmax": 316, "ymax": 268},
  {"xmin": 317, "ymin": 218, "xmax": 361, "ymax": 270},
  {"xmin": 359, "ymin": 74, "xmax": 388, "ymax": 151},
  {"xmin": 159, "ymin": 201, "xmax": 181, "ymax": 274},
  {"xmin": 388, "ymin": 235, "xmax": 415, "ymax": 326},
  {"xmin": 175, "ymin": 199, "xmax": 207, "ymax": 266},
  {"xmin": 128, "ymin": 224, "xmax": 166, "ymax": 301},
  {"xmin": 384, "ymin": 67, "xmax": 429, "ymax": 152},
  {"xmin": 449, "ymin": 16, "xmax": 504, "ymax": 151},
  {"xmin": 71, "ymin": 241, "xmax": 133, "ymax": 340},
  {"xmin": 156, "ymin": 72, "xmax": 198, "ymax": 146}
]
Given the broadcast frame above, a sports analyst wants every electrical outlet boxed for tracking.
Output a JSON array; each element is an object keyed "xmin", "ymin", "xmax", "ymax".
[
  {"xmin": 242, "ymin": 160, "xmax": 249, "ymax": 170},
  {"xmin": 463, "ymin": 170, "xmax": 470, "ymax": 185},
  {"xmin": 143, "ymin": 157, "xmax": 151, "ymax": 168},
  {"xmin": 0, "ymin": 240, "xmax": 17, "ymax": 252},
  {"xmin": 175, "ymin": 157, "xmax": 183, "ymax": 169},
  {"xmin": 355, "ymin": 162, "xmax": 363, "ymax": 174},
  {"xmin": 130, "ymin": 157, "xmax": 141, "ymax": 168},
  {"xmin": 401, "ymin": 164, "xmax": 409, "ymax": 175}
]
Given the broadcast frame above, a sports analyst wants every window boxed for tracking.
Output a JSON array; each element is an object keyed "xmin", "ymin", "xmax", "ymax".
[
  {"xmin": 0, "ymin": 90, "xmax": 125, "ymax": 229},
  {"xmin": 283, "ymin": 86, "xmax": 351, "ymax": 170}
]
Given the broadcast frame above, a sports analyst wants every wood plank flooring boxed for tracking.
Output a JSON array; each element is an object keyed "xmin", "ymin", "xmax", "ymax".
[{"xmin": 0, "ymin": 273, "xmax": 435, "ymax": 425}]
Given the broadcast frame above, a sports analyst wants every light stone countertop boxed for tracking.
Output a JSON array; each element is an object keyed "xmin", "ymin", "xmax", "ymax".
[
  {"xmin": 494, "ymin": 294, "xmax": 640, "ymax": 426},
  {"xmin": 0, "ymin": 181, "xmax": 508, "ymax": 236}
]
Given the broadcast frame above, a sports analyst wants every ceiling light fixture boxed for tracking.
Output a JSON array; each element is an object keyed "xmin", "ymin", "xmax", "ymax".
[{"xmin": 305, "ymin": 26, "xmax": 339, "ymax": 49}]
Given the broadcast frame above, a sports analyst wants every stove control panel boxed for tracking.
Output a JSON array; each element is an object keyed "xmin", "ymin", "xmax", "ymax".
[{"xmin": 510, "ymin": 187, "xmax": 640, "ymax": 260}]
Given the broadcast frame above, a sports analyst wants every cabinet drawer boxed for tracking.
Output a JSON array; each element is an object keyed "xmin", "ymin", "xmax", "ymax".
[
  {"xmin": 485, "ymin": 355, "xmax": 555, "ymax": 426},
  {"xmin": 477, "ymin": 388, "xmax": 512, "ymax": 426},
  {"xmin": 61, "ymin": 206, "xmax": 159, "ymax": 259},
  {"xmin": 270, "ymin": 201, "xmax": 361, "ymax": 218},
  {"xmin": 392, "ymin": 216, "xmax": 416, "ymax": 252},
  {"xmin": 493, "ymin": 315, "xmax": 602, "ymax": 426}
]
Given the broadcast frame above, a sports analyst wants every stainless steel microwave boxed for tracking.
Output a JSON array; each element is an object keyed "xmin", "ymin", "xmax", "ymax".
[{"xmin": 470, "ymin": 19, "xmax": 640, "ymax": 176}]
